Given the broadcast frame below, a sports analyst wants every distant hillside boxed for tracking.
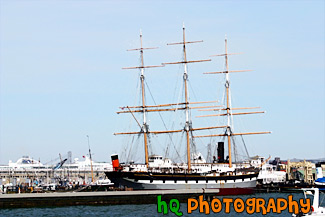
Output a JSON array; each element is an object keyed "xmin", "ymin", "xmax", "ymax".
[{"xmin": 289, "ymin": 158, "xmax": 325, "ymax": 163}]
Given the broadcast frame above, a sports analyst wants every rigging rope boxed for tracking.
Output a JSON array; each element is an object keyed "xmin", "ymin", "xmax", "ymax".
[
  {"xmin": 240, "ymin": 134, "xmax": 250, "ymax": 159},
  {"xmin": 144, "ymin": 79, "xmax": 182, "ymax": 160},
  {"xmin": 231, "ymin": 135, "xmax": 238, "ymax": 163},
  {"xmin": 122, "ymin": 71, "xmax": 141, "ymax": 163}
]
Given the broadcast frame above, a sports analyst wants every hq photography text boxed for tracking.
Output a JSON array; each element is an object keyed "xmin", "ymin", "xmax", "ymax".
[{"xmin": 157, "ymin": 195, "xmax": 311, "ymax": 216}]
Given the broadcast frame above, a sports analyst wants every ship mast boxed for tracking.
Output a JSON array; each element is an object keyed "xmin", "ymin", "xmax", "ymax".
[
  {"xmin": 224, "ymin": 35, "xmax": 233, "ymax": 168},
  {"xmin": 163, "ymin": 24, "xmax": 211, "ymax": 171},
  {"xmin": 87, "ymin": 135, "xmax": 94, "ymax": 183},
  {"xmin": 121, "ymin": 31, "xmax": 162, "ymax": 168},
  {"xmin": 139, "ymin": 31, "xmax": 149, "ymax": 169},
  {"xmin": 195, "ymin": 36, "xmax": 271, "ymax": 168},
  {"xmin": 182, "ymin": 24, "xmax": 191, "ymax": 172}
]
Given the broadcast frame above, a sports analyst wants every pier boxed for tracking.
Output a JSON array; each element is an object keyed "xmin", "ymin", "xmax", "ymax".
[{"xmin": 0, "ymin": 189, "xmax": 219, "ymax": 209}]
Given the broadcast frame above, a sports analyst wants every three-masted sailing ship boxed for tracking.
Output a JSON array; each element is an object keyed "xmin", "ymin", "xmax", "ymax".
[{"xmin": 105, "ymin": 25, "xmax": 270, "ymax": 195}]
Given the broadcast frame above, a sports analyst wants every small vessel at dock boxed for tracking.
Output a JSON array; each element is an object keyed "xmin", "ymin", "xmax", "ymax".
[{"xmin": 292, "ymin": 188, "xmax": 325, "ymax": 217}]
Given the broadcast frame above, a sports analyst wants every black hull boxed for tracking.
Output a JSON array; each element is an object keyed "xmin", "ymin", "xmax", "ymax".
[{"xmin": 105, "ymin": 171, "xmax": 258, "ymax": 194}]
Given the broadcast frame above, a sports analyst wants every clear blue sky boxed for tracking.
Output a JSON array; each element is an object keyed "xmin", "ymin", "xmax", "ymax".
[{"xmin": 0, "ymin": 0, "xmax": 324, "ymax": 164}]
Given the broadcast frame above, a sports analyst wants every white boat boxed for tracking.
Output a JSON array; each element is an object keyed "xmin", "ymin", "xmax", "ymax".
[
  {"xmin": 250, "ymin": 156, "xmax": 286, "ymax": 184},
  {"xmin": 293, "ymin": 188, "xmax": 325, "ymax": 216},
  {"xmin": 0, "ymin": 156, "xmax": 45, "ymax": 170}
]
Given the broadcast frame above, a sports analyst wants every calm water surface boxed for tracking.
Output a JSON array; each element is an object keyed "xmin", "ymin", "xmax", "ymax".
[{"xmin": 1, "ymin": 192, "xmax": 324, "ymax": 217}]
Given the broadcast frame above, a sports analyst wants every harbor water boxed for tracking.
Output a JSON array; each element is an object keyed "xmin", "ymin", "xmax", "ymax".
[{"xmin": 1, "ymin": 192, "xmax": 324, "ymax": 216}]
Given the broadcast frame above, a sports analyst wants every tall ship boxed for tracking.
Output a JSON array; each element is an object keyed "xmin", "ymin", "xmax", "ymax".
[{"xmin": 105, "ymin": 25, "xmax": 270, "ymax": 195}]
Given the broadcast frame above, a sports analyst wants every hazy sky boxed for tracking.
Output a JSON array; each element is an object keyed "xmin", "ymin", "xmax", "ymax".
[{"xmin": 0, "ymin": 0, "xmax": 324, "ymax": 164}]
